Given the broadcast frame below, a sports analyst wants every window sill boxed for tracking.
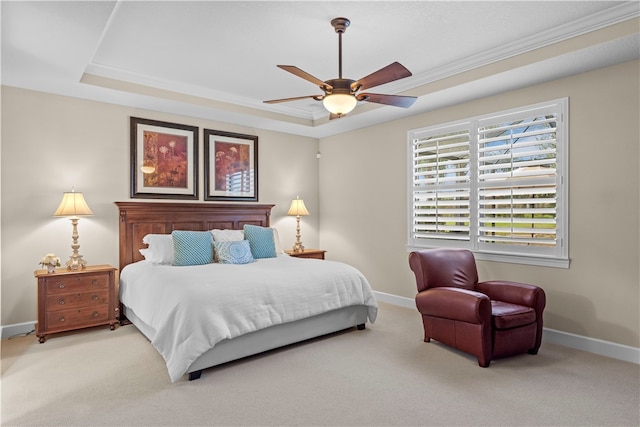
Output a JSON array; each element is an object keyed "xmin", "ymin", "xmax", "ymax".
[{"xmin": 406, "ymin": 245, "xmax": 570, "ymax": 268}]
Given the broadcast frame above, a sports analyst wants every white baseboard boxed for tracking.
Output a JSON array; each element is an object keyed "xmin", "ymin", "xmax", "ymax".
[
  {"xmin": 1, "ymin": 321, "xmax": 36, "ymax": 340},
  {"xmin": 542, "ymin": 327, "xmax": 640, "ymax": 364},
  {"xmin": 374, "ymin": 291, "xmax": 417, "ymax": 309},
  {"xmin": 373, "ymin": 291, "xmax": 640, "ymax": 365}
]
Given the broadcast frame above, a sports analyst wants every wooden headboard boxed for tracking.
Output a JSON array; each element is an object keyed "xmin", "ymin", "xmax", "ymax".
[{"xmin": 115, "ymin": 201, "xmax": 274, "ymax": 272}]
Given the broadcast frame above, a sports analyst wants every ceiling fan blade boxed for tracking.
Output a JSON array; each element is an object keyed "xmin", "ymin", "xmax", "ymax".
[
  {"xmin": 263, "ymin": 95, "xmax": 322, "ymax": 104},
  {"xmin": 277, "ymin": 65, "xmax": 332, "ymax": 90},
  {"xmin": 358, "ymin": 93, "xmax": 417, "ymax": 108},
  {"xmin": 352, "ymin": 62, "xmax": 412, "ymax": 91}
]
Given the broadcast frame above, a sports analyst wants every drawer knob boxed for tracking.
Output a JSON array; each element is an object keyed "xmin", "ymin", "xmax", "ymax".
[
  {"xmin": 58, "ymin": 283, "xmax": 66, "ymax": 289},
  {"xmin": 92, "ymin": 280, "xmax": 98, "ymax": 286},
  {"xmin": 57, "ymin": 298, "xmax": 65, "ymax": 305},
  {"xmin": 92, "ymin": 311, "xmax": 99, "ymax": 317},
  {"xmin": 58, "ymin": 316, "xmax": 65, "ymax": 322},
  {"xmin": 91, "ymin": 295, "xmax": 98, "ymax": 301}
]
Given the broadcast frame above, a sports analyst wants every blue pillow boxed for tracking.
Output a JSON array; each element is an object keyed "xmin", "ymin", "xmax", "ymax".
[
  {"xmin": 172, "ymin": 230, "xmax": 213, "ymax": 266},
  {"xmin": 243, "ymin": 224, "xmax": 276, "ymax": 259},
  {"xmin": 214, "ymin": 240, "xmax": 255, "ymax": 264}
]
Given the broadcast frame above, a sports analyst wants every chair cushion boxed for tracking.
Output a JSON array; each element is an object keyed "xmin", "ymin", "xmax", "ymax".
[{"xmin": 491, "ymin": 301, "xmax": 536, "ymax": 329}]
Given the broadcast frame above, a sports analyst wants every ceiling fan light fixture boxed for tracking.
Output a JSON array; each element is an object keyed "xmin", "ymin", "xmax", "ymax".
[{"xmin": 322, "ymin": 93, "xmax": 357, "ymax": 116}]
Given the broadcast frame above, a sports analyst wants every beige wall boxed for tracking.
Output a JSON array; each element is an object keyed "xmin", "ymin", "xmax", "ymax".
[
  {"xmin": 319, "ymin": 60, "xmax": 640, "ymax": 348},
  {"xmin": 2, "ymin": 60, "xmax": 639, "ymax": 349},
  {"xmin": 1, "ymin": 87, "xmax": 320, "ymax": 326}
]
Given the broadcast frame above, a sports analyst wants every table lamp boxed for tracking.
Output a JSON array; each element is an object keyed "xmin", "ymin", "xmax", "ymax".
[
  {"xmin": 53, "ymin": 189, "xmax": 93, "ymax": 270},
  {"xmin": 287, "ymin": 197, "xmax": 310, "ymax": 253}
]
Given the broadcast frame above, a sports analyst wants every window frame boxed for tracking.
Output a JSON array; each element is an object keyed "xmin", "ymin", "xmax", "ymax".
[{"xmin": 407, "ymin": 98, "xmax": 569, "ymax": 268}]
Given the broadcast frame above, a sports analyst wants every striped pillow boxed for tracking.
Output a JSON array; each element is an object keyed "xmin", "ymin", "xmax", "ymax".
[
  {"xmin": 172, "ymin": 230, "xmax": 213, "ymax": 266},
  {"xmin": 243, "ymin": 224, "xmax": 276, "ymax": 259}
]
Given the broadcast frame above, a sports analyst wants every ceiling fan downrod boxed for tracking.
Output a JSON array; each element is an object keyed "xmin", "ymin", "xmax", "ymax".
[{"xmin": 331, "ymin": 17, "xmax": 350, "ymax": 80}]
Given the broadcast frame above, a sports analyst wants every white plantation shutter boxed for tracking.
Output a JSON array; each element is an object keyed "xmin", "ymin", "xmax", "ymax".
[
  {"xmin": 477, "ymin": 107, "xmax": 560, "ymax": 255},
  {"xmin": 410, "ymin": 124, "xmax": 471, "ymax": 245},
  {"xmin": 408, "ymin": 99, "xmax": 568, "ymax": 267}
]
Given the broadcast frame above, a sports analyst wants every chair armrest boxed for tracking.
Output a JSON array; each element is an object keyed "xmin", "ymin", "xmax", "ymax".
[
  {"xmin": 477, "ymin": 281, "xmax": 546, "ymax": 312},
  {"xmin": 416, "ymin": 287, "xmax": 491, "ymax": 324}
]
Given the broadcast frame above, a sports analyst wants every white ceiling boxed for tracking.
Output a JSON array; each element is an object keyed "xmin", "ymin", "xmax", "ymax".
[{"xmin": 2, "ymin": 1, "xmax": 639, "ymax": 138}]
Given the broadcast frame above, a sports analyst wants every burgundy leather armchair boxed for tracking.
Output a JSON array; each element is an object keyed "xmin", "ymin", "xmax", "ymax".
[{"xmin": 409, "ymin": 248, "xmax": 546, "ymax": 367}]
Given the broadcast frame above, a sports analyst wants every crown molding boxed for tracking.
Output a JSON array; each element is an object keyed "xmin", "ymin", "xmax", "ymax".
[{"xmin": 389, "ymin": 2, "xmax": 640, "ymax": 93}]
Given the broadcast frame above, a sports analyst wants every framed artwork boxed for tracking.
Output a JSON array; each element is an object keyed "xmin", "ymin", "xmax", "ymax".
[
  {"xmin": 204, "ymin": 129, "xmax": 258, "ymax": 201},
  {"xmin": 130, "ymin": 117, "xmax": 198, "ymax": 199}
]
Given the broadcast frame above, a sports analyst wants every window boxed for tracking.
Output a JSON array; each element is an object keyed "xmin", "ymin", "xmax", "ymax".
[{"xmin": 408, "ymin": 99, "xmax": 569, "ymax": 267}]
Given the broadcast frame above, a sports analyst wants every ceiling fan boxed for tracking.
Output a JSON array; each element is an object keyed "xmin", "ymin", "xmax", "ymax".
[{"xmin": 264, "ymin": 17, "xmax": 417, "ymax": 119}]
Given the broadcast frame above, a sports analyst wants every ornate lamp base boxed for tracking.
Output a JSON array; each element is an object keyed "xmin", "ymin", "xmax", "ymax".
[
  {"xmin": 66, "ymin": 254, "xmax": 87, "ymax": 271},
  {"xmin": 291, "ymin": 241, "xmax": 305, "ymax": 253},
  {"xmin": 66, "ymin": 217, "xmax": 88, "ymax": 270},
  {"xmin": 291, "ymin": 215, "xmax": 305, "ymax": 253}
]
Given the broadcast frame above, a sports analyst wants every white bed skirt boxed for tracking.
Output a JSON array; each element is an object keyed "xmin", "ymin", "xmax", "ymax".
[{"xmin": 123, "ymin": 304, "xmax": 369, "ymax": 380}]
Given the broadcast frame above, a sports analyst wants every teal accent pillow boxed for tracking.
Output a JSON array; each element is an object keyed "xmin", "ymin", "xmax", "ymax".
[
  {"xmin": 172, "ymin": 230, "xmax": 213, "ymax": 266},
  {"xmin": 214, "ymin": 240, "xmax": 255, "ymax": 264},
  {"xmin": 243, "ymin": 224, "xmax": 276, "ymax": 259}
]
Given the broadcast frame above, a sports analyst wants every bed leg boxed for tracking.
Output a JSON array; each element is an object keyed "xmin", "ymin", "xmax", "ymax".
[
  {"xmin": 188, "ymin": 370, "xmax": 203, "ymax": 381},
  {"xmin": 357, "ymin": 323, "xmax": 366, "ymax": 330},
  {"xmin": 119, "ymin": 303, "xmax": 131, "ymax": 326}
]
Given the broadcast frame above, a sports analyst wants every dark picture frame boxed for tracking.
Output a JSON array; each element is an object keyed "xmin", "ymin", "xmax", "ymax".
[
  {"xmin": 204, "ymin": 129, "xmax": 258, "ymax": 202},
  {"xmin": 130, "ymin": 117, "xmax": 198, "ymax": 199}
]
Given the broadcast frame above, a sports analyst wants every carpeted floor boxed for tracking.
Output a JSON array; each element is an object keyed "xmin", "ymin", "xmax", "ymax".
[{"xmin": 2, "ymin": 302, "xmax": 639, "ymax": 426}]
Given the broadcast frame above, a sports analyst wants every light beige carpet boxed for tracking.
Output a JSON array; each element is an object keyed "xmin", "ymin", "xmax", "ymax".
[{"xmin": 2, "ymin": 302, "xmax": 639, "ymax": 426}]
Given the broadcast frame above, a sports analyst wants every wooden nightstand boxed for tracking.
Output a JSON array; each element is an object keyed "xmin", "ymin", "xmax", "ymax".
[
  {"xmin": 34, "ymin": 264, "xmax": 118, "ymax": 343},
  {"xmin": 285, "ymin": 249, "xmax": 326, "ymax": 260}
]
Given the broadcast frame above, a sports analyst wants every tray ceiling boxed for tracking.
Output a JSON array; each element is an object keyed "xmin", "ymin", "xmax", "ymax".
[{"xmin": 2, "ymin": 1, "xmax": 638, "ymax": 138}]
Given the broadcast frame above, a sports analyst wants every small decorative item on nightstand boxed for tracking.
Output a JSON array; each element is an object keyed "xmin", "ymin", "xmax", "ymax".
[
  {"xmin": 39, "ymin": 253, "xmax": 61, "ymax": 274},
  {"xmin": 34, "ymin": 264, "xmax": 118, "ymax": 343}
]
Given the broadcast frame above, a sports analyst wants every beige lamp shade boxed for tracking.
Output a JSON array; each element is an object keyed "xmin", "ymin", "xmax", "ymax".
[
  {"xmin": 287, "ymin": 198, "xmax": 310, "ymax": 216},
  {"xmin": 53, "ymin": 191, "xmax": 93, "ymax": 217}
]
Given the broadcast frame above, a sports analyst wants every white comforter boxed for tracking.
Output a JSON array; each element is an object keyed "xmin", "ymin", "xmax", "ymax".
[{"xmin": 120, "ymin": 255, "xmax": 378, "ymax": 381}]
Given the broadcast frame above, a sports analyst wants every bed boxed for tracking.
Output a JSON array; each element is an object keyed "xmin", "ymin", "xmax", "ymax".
[{"xmin": 115, "ymin": 201, "xmax": 378, "ymax": 382}]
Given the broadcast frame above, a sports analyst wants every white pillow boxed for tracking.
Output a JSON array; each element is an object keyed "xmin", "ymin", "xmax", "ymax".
[
  {"xmin": 210, "ymin": 229, "xmax": 245, "ymax": 242},
  {"xmin": 272, "ymin": 228, "xmax": 284, "ymax": 254},
  {"xmin": 139, "ymin": 234, "xmax": 174, "ymax": 265}
]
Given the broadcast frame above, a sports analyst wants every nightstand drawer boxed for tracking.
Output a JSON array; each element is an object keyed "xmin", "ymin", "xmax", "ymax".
[
  {"xmin": 45, "ymin": 273, "xmax": 109, "ymax": 295},
  {"xmin": 45, "ymin": 289, "xmax": 110, "ymax": 311},
  {"xmin": 45, "ymin": 304, "xmax": 110, "ymax": 331}
]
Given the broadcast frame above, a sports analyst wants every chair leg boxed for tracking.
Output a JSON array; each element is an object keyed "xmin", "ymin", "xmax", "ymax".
[
  {"xmin": 478, "ymin": 358, "xmax": 490, "ymax": 368},
  {"xmin": 529, "ymin": 339, "xmax": 542, "ymax": 355}
]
